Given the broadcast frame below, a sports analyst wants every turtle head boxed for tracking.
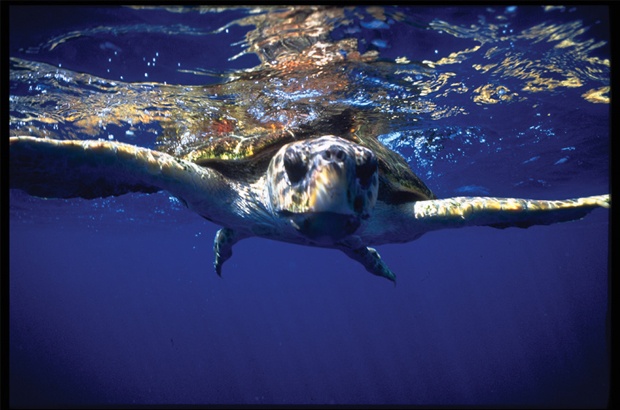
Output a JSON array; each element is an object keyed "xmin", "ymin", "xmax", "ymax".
[{"xmin": 267, "ymin": 135, "xmax": 378, "ymax": 242}]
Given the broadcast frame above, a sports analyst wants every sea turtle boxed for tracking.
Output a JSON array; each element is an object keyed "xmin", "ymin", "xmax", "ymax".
[{"xmin": 9, "ymin": 121, "xmax": 610, "ymax": 283}]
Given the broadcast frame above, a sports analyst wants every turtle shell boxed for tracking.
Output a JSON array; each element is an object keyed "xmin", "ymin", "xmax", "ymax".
[{"xmin": 173, "ymin": 108, "xmax": 435, "ymax": 204}]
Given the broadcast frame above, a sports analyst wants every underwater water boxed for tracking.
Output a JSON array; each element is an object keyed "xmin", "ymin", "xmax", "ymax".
[{"xmin": 8, "ymin": 5, "xmax": 610, "ymax": 407}]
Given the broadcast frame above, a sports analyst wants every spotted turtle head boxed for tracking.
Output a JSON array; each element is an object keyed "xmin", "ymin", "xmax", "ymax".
[{"xmin": 267, "ymin": 135, "xmax": 379, "ymax": 243}]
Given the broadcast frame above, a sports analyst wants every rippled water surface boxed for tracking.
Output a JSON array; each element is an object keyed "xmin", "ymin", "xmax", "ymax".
[{"xmin": 8, "ymin": 5, "xmax": 610, "ymax": 407}]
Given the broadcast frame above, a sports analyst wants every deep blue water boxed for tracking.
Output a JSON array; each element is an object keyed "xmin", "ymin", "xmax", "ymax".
[{"xmin": 8, "ymin": 5, "xmax": 610, "ymax": 407}]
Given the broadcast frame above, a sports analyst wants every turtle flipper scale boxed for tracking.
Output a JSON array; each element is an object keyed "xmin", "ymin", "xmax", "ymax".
[{"xmin": 410, "ymin": 195, "xmax": 610, "ymax": 230}]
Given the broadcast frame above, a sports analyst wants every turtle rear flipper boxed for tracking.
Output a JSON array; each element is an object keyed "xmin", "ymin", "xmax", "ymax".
[
  {"xmin": 9, "ymin": 136, "xmax": 232, "ymax": 209},
  {"xmin": 341, "ymin": 246, "xmax": 396, "ymax": 283}
]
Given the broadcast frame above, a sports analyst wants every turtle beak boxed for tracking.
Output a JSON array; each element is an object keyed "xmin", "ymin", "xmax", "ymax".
[
  {"xmin": 306, "ymin": 144, "xmax": 377, "ymax": 218},
  {"xmin": 308, "ymin": 162, "xmax": 353, "ymax": 214}
]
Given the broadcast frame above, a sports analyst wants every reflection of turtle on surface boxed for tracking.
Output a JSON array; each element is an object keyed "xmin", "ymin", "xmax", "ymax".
[{"xmin": 9, "ymin": 110, "xmax": 610, "ymax": 283}]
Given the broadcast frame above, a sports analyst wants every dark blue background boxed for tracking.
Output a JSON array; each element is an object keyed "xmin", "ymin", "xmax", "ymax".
[{"xmin": 8, "ymin": 5, "xmax": 610, "ymax": 407}]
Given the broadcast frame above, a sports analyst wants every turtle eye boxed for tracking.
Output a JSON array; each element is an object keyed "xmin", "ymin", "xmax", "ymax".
[
  {"xmin": 283, "ymin": 148, "xmax": 307, "ymax": 184},
  {"xmin": 356, "ymin": 154, "xmax": 378, "ymax": 188}
]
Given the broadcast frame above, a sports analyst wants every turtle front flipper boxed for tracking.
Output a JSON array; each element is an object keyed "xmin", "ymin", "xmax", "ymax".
[
  {"xmin": 406, "ymin": 195, "xmax": 609, "ymax": 233},
  {"xmin": 10, "ymin": 136, "xmax": 234, "ymax": 217},
  {"xmin": 10, "ymin": 136, "xmax": 161, "ymax": 198}
]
